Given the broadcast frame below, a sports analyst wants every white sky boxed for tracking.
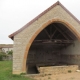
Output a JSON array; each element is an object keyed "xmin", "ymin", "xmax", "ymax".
[{"xmin": 0, "ymin": 0, "xmax": 80, "ymax": 44}]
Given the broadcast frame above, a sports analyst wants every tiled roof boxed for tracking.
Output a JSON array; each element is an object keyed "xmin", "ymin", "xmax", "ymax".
[{"xmin": 0, "ymin": 44, "xmax": 13, "ymax": 48}]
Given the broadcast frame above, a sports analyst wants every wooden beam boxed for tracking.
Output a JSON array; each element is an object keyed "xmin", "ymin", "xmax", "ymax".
[
  {"xmin": 55, "ymin": 34, "xmax": 61, "ymax": 38},
  {"xmin": 34, "ymin": 39, "xmax": 74, "ymax": 43},
  {"xmin": 56, "ymin": 24, "xmax": 74, "ymax": 40},
  {"xmin": 51, "ymin": 29, "xmax": 57, "ymax": 39},
  {"xmin": 68, "ymin": 35, "xmax": 74, "ymax": 39},
  {"xmin": 44, "ymin": 29, "xmax": 51, "ymax": 39},
  {"xmin": 51, "ymin": 39, "xmax": 73, "ymax": 43},
  {"xmin": 32, "ymin": 43, "xmax": 65, "ymax": 46},
  {"xmin": 50, "ymin": 25, "xmax": 52, "ymax": 37},
  {"xmin": 53, "ymin": 24, "xmax": 69, "ymax": 40}
]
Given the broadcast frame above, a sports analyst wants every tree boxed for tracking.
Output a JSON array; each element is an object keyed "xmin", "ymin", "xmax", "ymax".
[{"xmin": 7, "ymin": 50, "xmax": 13, "ymax": 55}]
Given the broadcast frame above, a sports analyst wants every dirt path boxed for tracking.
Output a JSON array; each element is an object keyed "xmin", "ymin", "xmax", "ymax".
[{"xmin": 32, "ymin": 72, "xmax": 80, "ymax": 80}]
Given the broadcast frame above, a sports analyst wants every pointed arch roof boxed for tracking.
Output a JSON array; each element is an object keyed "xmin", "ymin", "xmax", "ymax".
[{"xmin": 9, "ymin": 1, "xmax": 80, "ymax": 40}]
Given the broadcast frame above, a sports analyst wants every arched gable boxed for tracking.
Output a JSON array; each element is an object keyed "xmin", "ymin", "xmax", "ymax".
[{"xmin": 22, "ymin": 19, "xmax": 80, "ymax": 72}]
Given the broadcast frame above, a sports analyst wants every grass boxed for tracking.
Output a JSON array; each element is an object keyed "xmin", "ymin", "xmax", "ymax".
[
  {"xmin": 68, "ymin": 70, "xmax": 72, "ymax": 73},
  {"xmin": 0, "ymin": 61, "xmax": 32, "ymax": 80}
]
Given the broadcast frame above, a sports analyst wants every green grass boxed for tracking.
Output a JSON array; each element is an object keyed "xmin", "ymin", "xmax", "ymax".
[{"xmin": 0, "ymin": 61, "xmax": 32, "ymax": 80}]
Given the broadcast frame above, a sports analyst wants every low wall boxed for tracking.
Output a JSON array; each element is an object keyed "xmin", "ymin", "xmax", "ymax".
[
  {"xmin": 38, "ymin": 65, "xmax": 78, "ymax": 74},
  {"xmin": 61, "ymin": 40, "xmax": 80, "ymax": 65}
]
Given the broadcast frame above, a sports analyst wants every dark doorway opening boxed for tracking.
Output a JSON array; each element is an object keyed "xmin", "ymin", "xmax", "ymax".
[
  {"xmin": 27, "ymin": 65, "xmax": 39, "ymax": 74},
  {"xmin": 27, "ymin": 22, "xmax": 77, "ymax": 74}
]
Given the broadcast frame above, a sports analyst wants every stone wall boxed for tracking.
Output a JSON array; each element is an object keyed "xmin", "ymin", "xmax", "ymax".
[
  {"xmin": 13, "ymin": 5, "xmax": 80, "ymax": 74},
  {"xmin": 61, "ymin": 40, "xmax": 80, "ymax": 65},
  {"xmin": 38, "ymin": 65, "xmax": 78, "ymax": 74}
]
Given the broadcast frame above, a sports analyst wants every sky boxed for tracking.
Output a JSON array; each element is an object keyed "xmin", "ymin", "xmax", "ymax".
[{"xmin": 0, "ymin": 0, "xmax": 80, "ymax": 44}]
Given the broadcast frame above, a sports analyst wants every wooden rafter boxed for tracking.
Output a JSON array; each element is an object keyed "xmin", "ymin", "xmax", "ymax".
[
  {"xmin": 32, "ymin": 43, "xmax": 66, "ymax": 46},
  {"xmin": 56, "ymin": 24, "xmax": 74, "ymax": 40},
  {"xmin": 34, "ymin": 39, "xmax": 73, "ymax": 43},
  {"xmin": 53, "ymin": 24, "xmax": 69, "ymax": 40},
  {"xmin": 51, "ymin": 29, "xmax": 57, "ymax": 39},
  {"xmin": 44, "ymin": 29, "xmax": 51, "ymax": 39},
  {"xmin": 66, "ymin": 33, "xmax": 74, "ymax": 40},
  {"xmin": 50, "ymin": 25, "xmax": 52, "ymax": 36},
  {"xmin": 44, "ymin": 25, "xmax": 57, "ymax": 40},
  {"xmin": 56, "ymin": 34, "xmax": 61, "ymax": 38}
]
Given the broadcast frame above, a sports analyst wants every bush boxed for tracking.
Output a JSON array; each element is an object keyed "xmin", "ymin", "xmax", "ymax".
[
  {"xmin": 0, "ymin": 54, "xmax": 3, "ymax": 61},
  {"xmin": 0, "ymin": 52, "xmax": 6, "ymax": 61},
  {"xmin": 20, "ymin": 73, "xmax": 26, "ymax": 75},
  {"xmin": 12, "ymin": 74, "xmax": 21, "ymax": 77},
  {"xmin": 68, "ymin": 70, "xmax": 72, "ymax": 73},
  {"xmin": 7, "ymin": 50, "xmax": 13, "ymax": 55}
]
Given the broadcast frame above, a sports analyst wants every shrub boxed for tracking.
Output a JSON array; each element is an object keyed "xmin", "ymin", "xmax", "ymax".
[
  {"xmin": 0, "ymin": 54, "xmax": 3, "ymax": 61},
  {"xmin": 0, "ymin": 52, "xmax": 6, "ymax": 61},
  {"xmin": 12, "ymin": 74, "xmax": 21, "ymax": 77},
  {"xmin": 20, "ymin": 73, "xmax": 26, "ymax": 75},
  {"xmin": 7, "ymin": 50, "xmax": 13, "ymax": 55},
  {"xmin": 48, "ymin": 77, "xmax": 51, "ymax": 79},
  {"xmin": 68, "ymin": 70, "xmax": 72, "ymax": 73}
]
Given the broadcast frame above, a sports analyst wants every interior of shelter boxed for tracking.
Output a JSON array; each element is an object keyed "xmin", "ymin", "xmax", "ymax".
[{"xmin": 26, "ymin": 22, "xmax": 79, "ymax": 74}]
